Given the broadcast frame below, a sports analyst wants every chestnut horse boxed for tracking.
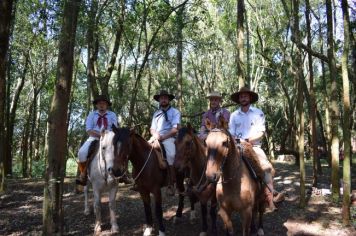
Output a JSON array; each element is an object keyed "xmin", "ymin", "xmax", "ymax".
[
  {"xmin": 111, "ymin": 127, "xmax": 168, "ymax": 236},
  {"xmin": 205, "ymin": 119, "xmax": 265, "ymax": 236},
  {"xmin": 174, "ymin": 124, "xmax": 218, "ymax": 236}
]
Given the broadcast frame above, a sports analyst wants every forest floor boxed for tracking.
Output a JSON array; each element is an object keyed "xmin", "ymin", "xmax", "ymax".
[{"xmin": 1, "ymin": 160, "xmax": 356, "ymax": 236}]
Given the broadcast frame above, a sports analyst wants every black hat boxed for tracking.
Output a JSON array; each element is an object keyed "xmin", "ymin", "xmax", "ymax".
[
  {"xmin": 153, "ymin": 90, "xmax": 175, "ymax": 102},
  {"xmin": 230, "ymin": 87, "xmax": 258, "ymax": 104},
  {"xmin": 93, "ymin": 95, "xmax": 112, "ymax": 106}
]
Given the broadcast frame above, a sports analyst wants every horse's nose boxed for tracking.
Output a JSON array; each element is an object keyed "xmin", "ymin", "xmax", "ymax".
[{"xmin": 207, "ymin": 173, "xmax": 218, "ymax": 183}]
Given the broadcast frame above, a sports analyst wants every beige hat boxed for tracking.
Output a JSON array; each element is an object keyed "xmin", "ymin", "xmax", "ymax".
[{"xmin": 206, "ymin": 91, "xmax": 222, "ymax": 99}]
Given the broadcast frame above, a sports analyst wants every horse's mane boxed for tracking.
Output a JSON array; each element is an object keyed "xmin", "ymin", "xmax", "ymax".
[
  {"xmin": 177, "ymin": 126, "xmax": 196, "ymax": 142},
  {"xmin": 113, "ymin": 127, "xmax": 131, "ymax": 145}
]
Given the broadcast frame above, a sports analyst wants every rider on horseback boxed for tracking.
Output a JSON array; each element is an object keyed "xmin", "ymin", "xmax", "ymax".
[
  {"xmin": 229, "ymin": 87, "xmax": 285, "ymax": 211},
  {"xmin": 76, "ymin": 95, "xmax": 118, "ymax": 186},
  {"xmin": 199, "ymin": 91, "xmax": 230, "ymax": 140},
  {"xmin": 149, "ymin": 90, "xmax": 181, "ymax": 196}
]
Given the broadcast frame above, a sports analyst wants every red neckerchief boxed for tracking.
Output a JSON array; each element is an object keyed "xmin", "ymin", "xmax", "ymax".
[{"xmin": 97, "ymin": 113, "xmax": 108, "ymax": 129}]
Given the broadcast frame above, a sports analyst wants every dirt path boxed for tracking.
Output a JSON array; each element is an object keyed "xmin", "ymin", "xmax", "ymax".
[{"xmin": 1, "ymin": 161, "xmax": 355, "ymax": 236}]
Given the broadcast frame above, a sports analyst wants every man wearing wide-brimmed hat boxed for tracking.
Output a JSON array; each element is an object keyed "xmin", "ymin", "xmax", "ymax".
[
  {"xmin": 76, "ymin": 95, "xmax": 118, "ymax": 186},
  {"xmin": 229, "ymin": 87, "xmax": 284, "ymax": 211},
  {"xmin": 150, "ymin": 90, "xmax": 181, "ymax": 196},
  {"xmin": 199, "ymin": 91, "xmax": 230, "ymax": 140}
]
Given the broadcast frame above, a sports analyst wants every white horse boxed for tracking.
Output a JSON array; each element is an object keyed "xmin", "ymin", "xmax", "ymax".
[{"xmin": 83, "ymin": 130, "xmax": 120, "ymax": 234}]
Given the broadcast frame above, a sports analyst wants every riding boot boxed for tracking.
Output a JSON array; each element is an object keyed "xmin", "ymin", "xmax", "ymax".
[
  {"xmin": 167, "ymin": 166, "xmax": 176, "ymax": 196},
  {"xmin": 273, "ymin": 191, "xmax": 285, "ymax": 203},
  {"xmin": 265, "ymin": 185, "xmax": 277, "ymax": 212},
  {"xmin": 76, "ymin": 161, "xmax": 88, "ymax": 186}
]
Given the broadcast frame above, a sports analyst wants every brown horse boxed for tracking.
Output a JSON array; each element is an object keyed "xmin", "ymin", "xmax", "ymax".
[
  {"xmin": 205, "ymin": 118, "xmax": 265, "ymax": 236},
  {"xmin": 174, "ymin": 124, "xmax": 218, "ymax": 236},
  {"xmin": 111, "ymin": 127, "xmax": 167, "ymax": 236}
]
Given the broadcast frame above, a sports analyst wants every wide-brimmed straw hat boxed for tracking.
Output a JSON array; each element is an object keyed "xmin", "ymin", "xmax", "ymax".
[
  {"xmin": 153, "ymin": 90, "xmax": 175, "ymax": 102},
  {"xmin": 206, "ymin": 91, "xmax": 222, "ymax": 99},
  {"xmin": 230, "ymin": 87, "xmax": 258, "ymax": 104},
  {"xmin": 93, "ymin": 95, "xmax": 112, "ymax": 106}
]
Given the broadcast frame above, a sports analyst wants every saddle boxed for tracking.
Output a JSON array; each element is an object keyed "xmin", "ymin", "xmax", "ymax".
[
  {"xmin": 86, "ymin": 140, "xmax": 100, "ymax": 175},
  {"xmin": 237, "ymin": 143, "xmax": 264, "ymax": 181},
  {"xmin": 150, "ymin": 139, "xmax": 168, "ymax": 169}
]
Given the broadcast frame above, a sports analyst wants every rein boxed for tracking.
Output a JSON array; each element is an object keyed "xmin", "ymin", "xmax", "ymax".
[{"xmin": 132, "ymin": 140, "xmax": 155, "ymax": 182}]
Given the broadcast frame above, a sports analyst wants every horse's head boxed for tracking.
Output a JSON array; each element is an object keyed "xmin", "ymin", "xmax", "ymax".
[
  {"xmin": 205, "ymin": 116, "xmax": 232, "ymax": 183},
  {"xmin": 111, "ymin": 126, "xmax": 133, "ymax": 178},
  {"xmin": 98, "ymin": 129, "xmax": 120, "ymax": 180},
  {"xmin": 174, "ymin": 123, "xmax": 195, "ymax": 172}
]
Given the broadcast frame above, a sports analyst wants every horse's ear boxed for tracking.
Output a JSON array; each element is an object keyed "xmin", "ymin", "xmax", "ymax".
[
  {"xmin": 112, "ymin": 124, "xmax": 119, "ymax": 134},
  {"xmin": 187, "ymin": 122, "xmax": 193, "ymax": 134},
  {"xmin": 129, "ymin": 127, "xmax": 136, "ymax": 135},
  {"xmin": 218, "ymin": 115, "xmax": 228, "ymax": 130},
  {"xmin": 205, "ymin": 118, "xmax": 213, "ymax": 130}
]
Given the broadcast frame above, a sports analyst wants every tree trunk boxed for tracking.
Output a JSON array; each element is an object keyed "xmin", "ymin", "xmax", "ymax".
[
  {"xmin": 0, "ymin": 0, "xmax": 14, "ymax": 192},
  {"xmin": 176, "ymin": 5, "xmax": 184, "ymax": 111},
  {"xmin": 87, "ymin": 0, "xmax": 99, "ymax": 99},
  {"xmin": 292, "ymin": 0, "xmax": 306, "ymax": 208},
  {"xmin": 341, "ymin": 0, "xmax": 351, "ymax": 225},
  {"xmin": 236, "ymin": 0, "xmax": 245, "ymax": 88},
  {"xmin": 21, "ymin": 100, "xmax": 33, "ymax": 178},
  {"xmin": 42, "ymin": 0, "xmax": 80, "ymax": 234},
  {"xmin": 305, "ymin": 0, "xmax": 318, "ymax": 186},
  {"xmin": 5, "ymin": 52, "xmax": 29, "ymax": 177},
  {"xmin": 326, "ymin": 0, "xmax": 340, "ymax": 203}
]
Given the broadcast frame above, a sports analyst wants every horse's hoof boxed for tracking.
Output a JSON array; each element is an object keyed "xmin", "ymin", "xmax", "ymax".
[
  {"xmin": 111, "ymin": 224, "xmax": 119, "ymax": 233},
  {"xmin": 143, "ymin": 226, "xmax": 153, "ymax": 236},
  {"xmin": 158, "ymin": 230, "xmax": 165, "ymax": 236},
  {"xmin": 94, "ymin": 223, "xmax": 101, "ymax": 235},
  {"xmin": 199, "ymin": 232, "xmax": 207, "ymax": 236},
  {"xmin": 189, "ymin": 210, "xmax": 197, "ymax": 223},
  {"xmin": 257, "ymin": 228, "xmax": 264, "ymax": 236},
  {"xmin": 84, "ymin": 208, "xmax": 90, "ymax": 216}
]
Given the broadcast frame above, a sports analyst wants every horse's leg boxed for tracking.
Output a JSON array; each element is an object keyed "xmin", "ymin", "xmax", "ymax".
[
  {"xmin": 189, "ymin": 195, "xmax": 197, "ymax": 223},
  {"xmin": 84, "ymin": 185, "xmax": 90, "ymax": 215},
  {"xmin": 93, "ymin": 186, "xmax": 102, "ymax": 234},
  {"xmin": 141, "ymin": 191, "xmax": 153, "ymax": 236},
  {"xmin": 240, "ymin": 206, "xmax": 253, "ymax": 236},
  {"xmin": 257, "ymin": 202, "xmax": 265, "ymax": 236},
  {"xmin": 109, "ymin": 185, "xmax": 119, "ymax": 233},
  {"xmin": 174, "ymin": 193, "xmax": 184, "ymax": 223},
  {"xmin": 250, "ymin": 207, "xmax": 258, "ymax": 235},
  {"xmin": 199, "ymin": 203, "xmax": 208, "ymax": 236},
  {"xmin": 174, "ymin": 171, "xmax": 185, "ymax": 223},
  {"xmin": 218, "ymin": 207, "xmax": 233, "ymax": 236},
  {"xmin": 210, "ymin": 196, "xmax": 218, "ymax": 236},
  {"xmin": 154, "ymin": 189, "xmax": 165, "ymax": 236}
]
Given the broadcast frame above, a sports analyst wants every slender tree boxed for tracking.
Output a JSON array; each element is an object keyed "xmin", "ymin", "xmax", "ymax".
[
  {"xmin": 292, "ymin": 0, "xmax": 306, "ymax": 208},
  {"xmin": 326, "ymin": 0, "xmax": 340, "ymax": 202},
  {"xmin": 42, "ymin": 0, "xmax": 81, "ymax": 234},
  {"xmin": 305, "ymin": 0, "xmax": 318, "ymax": 185},
  {"xmin": 341, "ymin": 0, "xmax": 351, "ymax": 225},
  {"xmin": 236, "ymin": 0, "xmax": 245, "ymax": 88}
]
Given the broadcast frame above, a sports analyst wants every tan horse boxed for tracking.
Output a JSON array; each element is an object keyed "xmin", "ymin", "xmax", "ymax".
[
  {"xmin": 205, "ymin": 118, "xmax": 265, "ymax": 236},
  {"xmin": 174, "ymin": 124, "xmax": 218, "ymax": 236}
]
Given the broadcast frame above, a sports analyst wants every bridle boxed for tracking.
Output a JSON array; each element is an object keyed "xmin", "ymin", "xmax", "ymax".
[
  {"xmin": 178, "ymin": 134, "xmax": 207, "ymax": 188},
  {"xmin": 116, "ymin": 133, "xmax": 155, "ymax": 182}
]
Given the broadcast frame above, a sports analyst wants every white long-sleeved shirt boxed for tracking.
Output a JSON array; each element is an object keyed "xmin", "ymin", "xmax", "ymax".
[{"xmin": 228, "ymin": 106, "xmax": 265, "ymax": 146}]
